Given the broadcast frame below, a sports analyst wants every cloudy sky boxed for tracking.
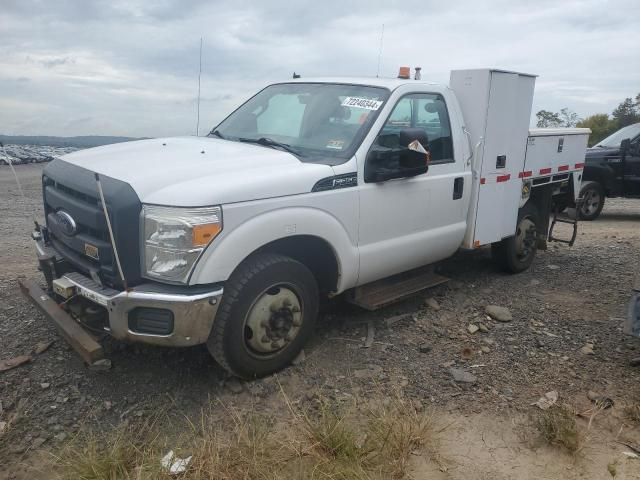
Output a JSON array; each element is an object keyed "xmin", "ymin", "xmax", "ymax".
[{"xmin": 1, "ymin": 0, "xmax": 638, "ymax": 138}]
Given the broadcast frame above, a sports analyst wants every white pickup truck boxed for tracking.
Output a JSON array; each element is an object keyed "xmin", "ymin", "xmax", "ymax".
[{"xmin": 24, "ymin": 68, "xmax": 589, "ymax": 378}]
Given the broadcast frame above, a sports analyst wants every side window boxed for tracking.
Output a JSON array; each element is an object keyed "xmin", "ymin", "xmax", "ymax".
[
  {"xmin": 378, "ymin": 93, "xmax": 454, "ymax": 164},
  {"xmin": 256, "ymin": 94, "xmax": 306, "ymax": 138}
]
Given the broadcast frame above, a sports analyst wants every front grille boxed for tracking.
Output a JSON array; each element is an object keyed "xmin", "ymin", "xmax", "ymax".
[{"xmin": 43, "ymin": 159, "xmax": 142, "ymax": 288}]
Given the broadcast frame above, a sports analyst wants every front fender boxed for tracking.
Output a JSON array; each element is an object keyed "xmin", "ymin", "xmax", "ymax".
[
  {"xmin": 189, "ymin": 206, "xmax": 359, "ymax": 293},
  {"xmin": 583, "ymin": 162, "xmax": 616, "ymax": 193}
]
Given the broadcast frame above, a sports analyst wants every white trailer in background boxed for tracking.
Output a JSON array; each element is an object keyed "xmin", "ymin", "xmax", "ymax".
[{"xmin": 25, "ymin": 67, "xmax": 590, "ymax": 377}]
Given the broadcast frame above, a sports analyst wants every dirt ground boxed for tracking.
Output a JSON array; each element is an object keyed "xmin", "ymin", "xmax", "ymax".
[{"xmin": 2, "ymin": 163, "xmax": 640, "ymax": 479}]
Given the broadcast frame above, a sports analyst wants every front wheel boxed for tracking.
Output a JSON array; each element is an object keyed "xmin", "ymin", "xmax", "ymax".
[
  {"xmin": 578, "ymin": 181, "xmax": 605, "ymax": 221},
  {"xmin": 492, "ymin": 202, "xmax": 540, "ymax": 273},
  {"xmin": 207, "ymin": 253, "xmax": 319, "ymax": 379}
]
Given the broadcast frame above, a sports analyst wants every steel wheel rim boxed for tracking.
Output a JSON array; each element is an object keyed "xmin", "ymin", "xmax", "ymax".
[
  {"xmin": 515, "ymin": 216, "xmax": 537, "ymax": 260},
  {"xmin": 581, "ymin": 189, "xmax": 600, "ymax": 216},
  {"xmin": 243, "ymin": 283, "xmax": 303, "ymax": 357}
]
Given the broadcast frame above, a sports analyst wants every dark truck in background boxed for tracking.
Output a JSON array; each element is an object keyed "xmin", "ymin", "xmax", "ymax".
[{"xmin": 577, "ymin": 122, "xmax": 640, "ymax": 220}]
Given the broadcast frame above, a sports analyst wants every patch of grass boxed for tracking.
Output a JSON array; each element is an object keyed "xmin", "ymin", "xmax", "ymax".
[
  {"xmin": 52, "ymin": 415, "xmax": 165, "ymax": 480},
  {"xmin": 534, "ymin": 405, "xmax": 583, "ymax": 454},
  {"xmin": 365, "ymin": 398, "xmax": 437, "ymax": 478},
  {"xmin": 52, "ymin": 394, "xmax": 440, "ymax": 480}
]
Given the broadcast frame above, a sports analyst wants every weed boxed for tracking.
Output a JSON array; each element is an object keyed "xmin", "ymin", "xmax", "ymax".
[{"xmin": 534, "ymin": 405, "xmax": 583, "ymax": 454}]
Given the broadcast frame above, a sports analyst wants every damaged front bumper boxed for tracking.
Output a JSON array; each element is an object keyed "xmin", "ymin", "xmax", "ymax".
[{"xmin": 33, "ymin": 237, "xmax": 223, "ymax": 348}]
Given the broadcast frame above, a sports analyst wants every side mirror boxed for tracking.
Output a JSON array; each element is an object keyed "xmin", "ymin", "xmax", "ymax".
[
  {"xmin": 364, "ymin": 128, "xmax": 430, "ymax": 183},
  {"xmin": 621, "ymin": 138, "xmax": 631, "ymax": 155}
]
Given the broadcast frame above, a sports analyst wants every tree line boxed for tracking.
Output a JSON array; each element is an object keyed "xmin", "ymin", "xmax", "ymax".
[{"xmin": 536, "ymin": 93, "xmax": 640, "ymax": 146}]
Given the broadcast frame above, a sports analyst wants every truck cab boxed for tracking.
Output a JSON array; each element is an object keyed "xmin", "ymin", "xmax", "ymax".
[{"xmin": 579, "ymin": 122, "xmax": 640, "ymax": 220}]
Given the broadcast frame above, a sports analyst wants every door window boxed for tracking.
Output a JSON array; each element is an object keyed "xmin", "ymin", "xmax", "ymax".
[{"xmin": 379, "ymin": 93, "xmax": 454, "ymax": 164}]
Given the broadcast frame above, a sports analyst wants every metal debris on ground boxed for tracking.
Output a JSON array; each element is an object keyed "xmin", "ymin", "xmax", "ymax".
[
  {"xmin": 0, "ymin": 355, "xmax": 32, "ymax": 372},
  {"xmin": 532, "ymin": 390, "xmax": 558, "ymax": 410}
]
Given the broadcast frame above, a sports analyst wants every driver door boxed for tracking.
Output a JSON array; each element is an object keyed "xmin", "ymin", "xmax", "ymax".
[{"xmin": 357, "ymin": 92, "xmax": 469, "ymax": 286}]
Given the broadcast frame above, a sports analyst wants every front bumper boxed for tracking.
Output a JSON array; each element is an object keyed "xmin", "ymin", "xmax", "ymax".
[{"xmin": 35, "ymin": 238, "xmax": 223, "ymax": 347}]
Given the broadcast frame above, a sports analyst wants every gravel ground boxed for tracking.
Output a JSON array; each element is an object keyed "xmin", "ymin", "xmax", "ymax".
[{"xmin": 2, "ymin": 163, "xmax": 640, "ymax": 477}]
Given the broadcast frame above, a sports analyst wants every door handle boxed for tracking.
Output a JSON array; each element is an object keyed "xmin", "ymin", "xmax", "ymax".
[{"xmin": 453, "ymin": 177, "xmax": 464, "ymax": 200}]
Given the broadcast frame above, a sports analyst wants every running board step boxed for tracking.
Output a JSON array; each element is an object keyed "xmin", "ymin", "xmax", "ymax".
[{"xmin": 346, "ymin": 266, "xmax": 449, "ymax": 311}]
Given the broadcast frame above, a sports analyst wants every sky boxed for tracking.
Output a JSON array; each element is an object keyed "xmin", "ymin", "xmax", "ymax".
[{"xmin": 0, "ymin": 0, "xmax": 638, "ymax": 138}]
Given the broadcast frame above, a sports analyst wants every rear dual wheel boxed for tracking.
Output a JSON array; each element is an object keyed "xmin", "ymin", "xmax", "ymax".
[
  {"xmin": 207, "ymin": 253, "xmax": 319, "ymax": 379},
  {"xmin": 492, "ymin": 202, "xmax": 540, "ymax": 273}
]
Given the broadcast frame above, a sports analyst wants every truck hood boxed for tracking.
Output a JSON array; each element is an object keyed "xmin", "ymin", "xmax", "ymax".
[
  {"xmin": 59, "ymin": 137, "xmax": 334, "ymax": 205},
  {"xmin": 585, "ymin": 145, "xmax": 620, "ymax": 160}
]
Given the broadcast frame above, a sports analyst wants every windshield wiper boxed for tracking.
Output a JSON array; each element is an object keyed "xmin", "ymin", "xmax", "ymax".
[
  {"xmin": 210, "ymin": 130, "xmax": 225, "ymax": 139},
  {"xmin": 238, "ymin": 137, "xmax": 302, "ymax": 157}
]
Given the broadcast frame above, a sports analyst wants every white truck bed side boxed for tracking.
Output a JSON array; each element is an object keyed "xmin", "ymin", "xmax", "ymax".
[{"xmin": 524, "ymin": 129, "xmax": 590, "ymax": 202}]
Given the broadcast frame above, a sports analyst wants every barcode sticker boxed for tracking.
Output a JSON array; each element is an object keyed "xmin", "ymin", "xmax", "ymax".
[{"xmin": 341, "ymin": 97, "xmax": 383, "ymax": 110}]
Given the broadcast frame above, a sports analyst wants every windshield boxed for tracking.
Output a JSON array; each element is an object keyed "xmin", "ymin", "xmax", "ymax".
[
  {"xmin": 210, "ymin": 83, "xmax": 390, "ymax": 163},
  {"xmin": 595, "ymin": 122, "xmax": 640, "ymax": 148}
]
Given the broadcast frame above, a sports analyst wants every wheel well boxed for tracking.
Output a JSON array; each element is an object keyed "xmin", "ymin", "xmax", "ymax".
[
  {"xmin": 582, "ymin": 170, "xmax": 609, "ymax": 195},
  {"xmin": 253, "ymin": 236, "xmax": 340, "ymax": 296}
]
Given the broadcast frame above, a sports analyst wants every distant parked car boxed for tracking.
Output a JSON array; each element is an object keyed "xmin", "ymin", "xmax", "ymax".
[{"xmin": 579, "ymin": 122, "xmax": 640, "ymax": 220}]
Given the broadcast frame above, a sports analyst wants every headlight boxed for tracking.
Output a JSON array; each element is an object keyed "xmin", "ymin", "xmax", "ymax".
[{"xmin": 142, "ymin": 205, "xmax": 222, "ymax": 283}]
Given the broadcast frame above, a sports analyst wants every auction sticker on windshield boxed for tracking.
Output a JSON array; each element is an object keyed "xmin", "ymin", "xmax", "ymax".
[{"xmin": 341, "ymin": 97, "xmax": 383, "ymax": 110}]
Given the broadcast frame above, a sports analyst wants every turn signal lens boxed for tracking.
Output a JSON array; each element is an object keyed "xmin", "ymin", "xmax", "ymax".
[{"xmin": 192, "ymin": 223, "xmax": 222, "ymax": 247}]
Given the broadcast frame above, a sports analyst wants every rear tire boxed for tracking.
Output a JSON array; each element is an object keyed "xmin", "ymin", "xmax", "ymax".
[
  {"xmin": 207, "ymin": 253, "xmax": 319, "ymax": 379},
  {"xmin": 492, "ymin": 202, "xmax": 540, "ymax": 273},
  {"xmin": 578, "ymin": 181, "xmax": 605, "ymax": 221}
]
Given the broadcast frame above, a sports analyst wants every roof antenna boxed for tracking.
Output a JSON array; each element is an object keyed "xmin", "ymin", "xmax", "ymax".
[
  {"xmin": 376, "ymin": 23, "xmax": 385, "ymax": 78},
  {"xmin": 195, "ymin": 37, "xmax": 203, "ymax": 137}
]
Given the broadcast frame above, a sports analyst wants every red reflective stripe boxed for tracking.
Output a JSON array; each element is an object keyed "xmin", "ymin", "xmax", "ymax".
[
  {"xmin": 480, "ymin": 178, "xmax": 486, "ymax": 185},
  {"xmin": 558, "ymin": 165, "xmax": 569, "ymax": 172},
  {"xmin": 575, "ymin": 163, "xmax": 584, "ymax": 169},
  {"xmin": 496, "ymin": 174, "xmax": 511, "ymax": 183},
  {"xmin": 518, "ymin": 171, "xmax": 532, "ymax": 178},
  {"xmin": 540, "ymin": 168, "xmax": 552, "ymax": 175}
]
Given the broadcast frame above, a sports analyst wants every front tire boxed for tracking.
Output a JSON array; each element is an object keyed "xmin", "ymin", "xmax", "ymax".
[
  {"xmin": 578, "ymin": 181, "xmax": 605, "ymax": 221},
  {"xmin": 207, "ymin": 253, "xmax": 319, "ymax": 379},
  {"xmin": 492, "ymin": 202, "xmax": 540, "ymax": 273}
]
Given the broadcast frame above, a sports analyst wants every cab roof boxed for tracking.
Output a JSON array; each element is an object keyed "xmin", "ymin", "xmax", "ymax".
[{"xmin": 282, "ymin": 76, "xmax": 445, "ymax": 92}]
